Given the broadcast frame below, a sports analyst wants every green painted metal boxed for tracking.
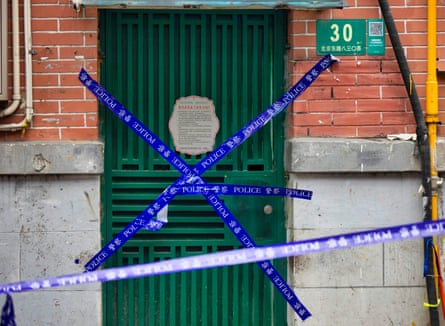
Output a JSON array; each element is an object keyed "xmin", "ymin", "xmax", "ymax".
[
  {"xmin": 100, "ymin": 9, "xmax": 288, "ymax": 325},
  {"xmin": 77, "ymin": 0, "xmax": 347, "ymax": 9}
]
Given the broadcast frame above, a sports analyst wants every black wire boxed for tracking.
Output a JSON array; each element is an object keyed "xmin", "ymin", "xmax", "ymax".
[{"xmin": 377, "ymin": 0, "xmax": 438, "ymax": 324}]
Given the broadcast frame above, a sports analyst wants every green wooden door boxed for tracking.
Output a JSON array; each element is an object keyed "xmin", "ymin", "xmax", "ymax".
[{"xmin": 100, "ymin": 9, "xmax": 288, "ymax": 325}]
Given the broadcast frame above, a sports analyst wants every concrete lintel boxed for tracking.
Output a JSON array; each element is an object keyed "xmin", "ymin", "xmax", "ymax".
[
  {"xmin": 285, "ymin": 137, "xmax": 428, "ymax": 173},
  {"xmin": 0, "ymin": 141, "xmax": 104, "ymax": 175}
]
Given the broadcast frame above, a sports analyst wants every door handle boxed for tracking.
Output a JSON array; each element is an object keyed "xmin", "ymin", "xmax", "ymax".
[{"xmin": 263, "ymin": 204, "xmax": 273, "ymax": 215}]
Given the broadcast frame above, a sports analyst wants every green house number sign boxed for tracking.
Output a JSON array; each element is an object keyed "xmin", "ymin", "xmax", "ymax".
[{"xmin": 316, "ymin": 19, "xmax": 385, "ymax": 56}]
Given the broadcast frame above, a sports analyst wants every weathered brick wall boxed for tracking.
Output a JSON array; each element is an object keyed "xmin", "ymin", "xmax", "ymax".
[
  {"xmin": 288, "ymin": 2, "xmax": 445, "ymax": 138},
  {"xmin": 1, "ymin": 0, "xmax": 444, "ymax": 141},
  {"xmin": 1, "ymin": 0, "xmax": 98, "ymax": 141}
]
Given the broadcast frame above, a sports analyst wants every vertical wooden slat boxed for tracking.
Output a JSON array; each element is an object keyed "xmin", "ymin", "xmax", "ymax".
[
  {"xmin": 148, "ymin": 247, "xmax": 156, "ymax": 326},
  {"xmin": 190, "ymin": 270, "xmax": 197, "ymax": 325},
  {"xmin": 201, "ymin": 250, "xmax": 209, "ymax": 324},
  {"xmin": 179, "ymin": 247, "xmax": 187, "ymax": 323},
  {"xmin": 189, "ymin": 23, "xmax": 197, "ymax": 94},
  {"xmin": 116, "ymin": 14, "xmax": 124, "ymax": 170},
  {"xmin": 136, "ymin": 14, "xmax": 147, "ymax": 171},
  {"xmin": 221, "ymin": 266, "xmax": 229, "ymax": 326},
  {"xmin": 136, "ymin": 253, "xmax": 145, "ymax": 326},
  {"xmin": 169, "ymin": 264, "xmax": 176, "ymax": 325},
  {"xmin": 147, "ymin": 13, "xmax": 155, "ymax": 171},
  {"xmin": 221, "ymin": 22, "xmax": 228, "ymax": 151},
  {"xmin": 239, "ymin": 263, "xmax": 248, "ymax": 323},
  {"xmin": 200, "ymin": 15, "xmax": 207, "ymax": 95},
  {"xmin": 211, "ymin": 263, "xmax": 219, "ymax": 325},
  {"xmin": 158, "ymin": 21, "xmax": 166, "ymax": 144},
  {"xmin": 262, "ymin": 17, "xmax": 271, "ymax": 167},
  {"xmin": 241, "ymin": 14, "xmax": 249, "ymax": 171},
  {"xmin": 179, "ymin": 14, "xmax": 186, "ymax": 96},
  {"xmin": 128, "ymin": 257, "xmax": 136, "ymax": 326},
  {"xmin": 209, "ymin": 19, "xmax": 218, "ymax": 156},
  {"xmin": 231, "ymin": 264, "xmax": 240, "ymax": 324},
  {"xmin": 250, "ymin": 23, "xmax": 259, "ymax": 164},
  {"xmin": 125, "ymin": 21, "xmax": 133, "ymax": 166},
  {"xmin": 230, "ymin": 15, "xmax": 239, "ymax": 170},
  {"xmin": 251, "ymin": 264, "xmax": 259, "ymax": 325},
  {"xmin": 129, "ymin": 22, "xmax": 138, "ymax": 166},
  {"xmin": 117, "ymin": 277, "xmax": 125, "ymax": 324}
]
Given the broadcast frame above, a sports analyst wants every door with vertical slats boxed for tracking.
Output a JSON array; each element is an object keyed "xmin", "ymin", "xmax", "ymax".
[{"xmin": 100, "ymin": 9, "xmax": 288, "ymax": 325}]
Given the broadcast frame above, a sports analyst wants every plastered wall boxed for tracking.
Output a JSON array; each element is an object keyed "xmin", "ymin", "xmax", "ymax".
[
  {"xmin": 0, "ymin": 142, "xmax": 103, "ymax": 325},
  {"xmin": 286, "ymin": 137, "xmax": 445, "ymax": 325}
]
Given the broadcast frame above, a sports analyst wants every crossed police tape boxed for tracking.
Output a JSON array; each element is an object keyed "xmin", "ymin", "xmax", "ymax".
[{"xmin": 78, "ymin": 54, "xmax": 338, "ymax": 320}]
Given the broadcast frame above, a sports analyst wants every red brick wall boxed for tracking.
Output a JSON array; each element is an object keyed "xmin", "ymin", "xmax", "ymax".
[
  {"xmin": 288, "ymin": 2, "xmax": 445, "ymax": 138},
  {"xmin": 1, "ymin": 0, "xmax": 97, "ymax": 141},
  {"xmin": 1, "ymin": 1, "xmax": 444, "ymax": 141}
]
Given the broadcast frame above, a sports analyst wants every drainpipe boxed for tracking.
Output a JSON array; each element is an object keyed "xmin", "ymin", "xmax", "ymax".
[
  {"xmin": 426, "ymin": 0, "xmax": 440, "ymax": 221},
  {"xmin": 377, "ymin": 0, "xmax": 439, "ymax": 325},
  {"xmin": 425, "ymin": 0, "xmax": 445, "ymax": 314},
  {"xmin": 0, "ymin": 0, "xmax": 22, "ymax": 118},
  {"xmin": 0, "ymin": 0, "xmax": 33, "ymax": 132}
]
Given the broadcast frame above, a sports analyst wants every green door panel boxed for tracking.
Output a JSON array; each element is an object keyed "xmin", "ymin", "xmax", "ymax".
[
  {"xmin": 100, "ymin": 9, "xmax": 288, "ymax": 325},
  {"xmin": 224, "ymin": 174, "xmax": 285, "ymax": 243}
]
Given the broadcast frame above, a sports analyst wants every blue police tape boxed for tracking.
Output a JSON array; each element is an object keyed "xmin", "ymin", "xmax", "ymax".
[
  {"xmin": 2, "ymin": 219, "xmax": 444, "ymax": 298},
  {"xmin": 80, "ymin": 54, "xmax": 337, "ymax": 319},
  {"xmin": 170, "ymin": 184, "xmax": 312, "ymax": 200},
  {"xmin": 79, "ymin": 54, "xmax": 337, "ymax": 271},
  {"xmin": 80, "ymin": 79, "xmax": 316, "ymax": 319},
  {"xmin": 0, "ymin": 294, "xmax": 16, "ymax": 326},
  {"xmin": 79, "ymin": 54, "xmax": 338, "ymax": 320},
  {"xmin": 201, "ymin": 190, "xmax": 312, "ymax": 317}
]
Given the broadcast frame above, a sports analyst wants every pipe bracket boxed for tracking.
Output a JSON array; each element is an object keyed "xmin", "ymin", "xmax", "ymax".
[{"xmin": 432, "ymin": 176, "xmax": 443, "ymax": 191}]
